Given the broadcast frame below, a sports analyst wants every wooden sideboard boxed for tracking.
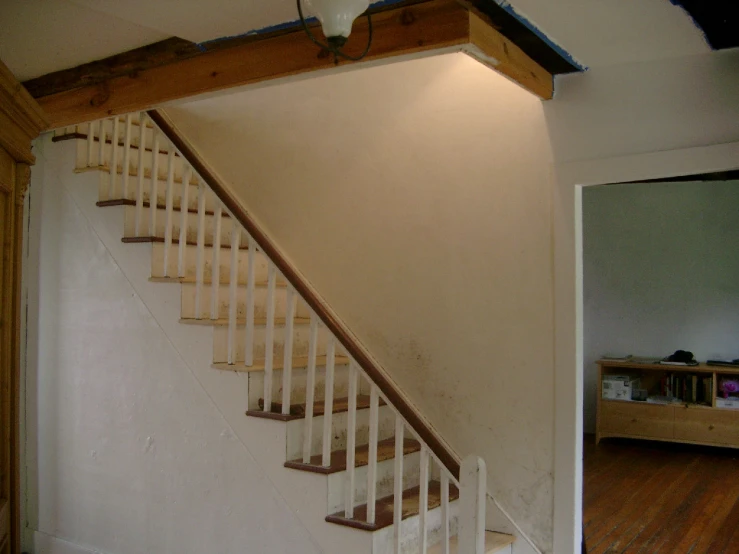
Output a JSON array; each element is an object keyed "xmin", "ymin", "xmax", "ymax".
[{"xmin": 596, "ymin": 360, "xmax": 739, "ymax": 449}]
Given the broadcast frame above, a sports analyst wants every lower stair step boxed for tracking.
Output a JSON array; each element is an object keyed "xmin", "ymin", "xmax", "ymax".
[
  {"xmin": 427, "ymin": 531, "xmax": 515, "ymax": 554},
  {"xmin": 248, "ymin": 394, "xmax": 383, "ymax": 421},
  {"xmin": 325, "ymin": 481, "xmax": 460, "ymax": 531},
  {"xmin": 284, "ymin": 436, "xmax": 421, "ymax": 474}
]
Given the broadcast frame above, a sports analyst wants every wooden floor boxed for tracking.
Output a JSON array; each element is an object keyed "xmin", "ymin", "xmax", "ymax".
[{"xmin": 583, "ymin": 436, "xmax": 739, "ymax": 554}]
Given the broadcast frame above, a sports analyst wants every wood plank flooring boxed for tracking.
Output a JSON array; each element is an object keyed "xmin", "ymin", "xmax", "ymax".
[{"xmin": 583, "ymin": 436, "xmax": 739, "ymax": 553}]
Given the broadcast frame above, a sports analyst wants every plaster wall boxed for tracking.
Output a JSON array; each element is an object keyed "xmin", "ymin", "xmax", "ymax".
[
  {"xmin": 167, "ymin": 53, "xmax": 556, "ymax": 552},
  {"xmin": 545, "ymin": 47, "xmax": 739, "ymax": 553},
  {"xmin": 22, "ymin": 137, "xmax": 324, "ymax": 554},
  {"xmin": 582, "ymin": 180, "xmax": 739, "ymax": 433}
]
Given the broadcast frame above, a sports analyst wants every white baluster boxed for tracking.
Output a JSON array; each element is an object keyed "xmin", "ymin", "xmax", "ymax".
[
  {"xmin": 393, "ymin": 416, "xmax": 404, "ymax": 553},
  {"xmin": 244, "ymin": 236, "xmax": 256, "ymax": 365},
  {"xmin": 122, "ymin": 114, "xmax": 132, "ymax": 199},
  {"xmin": 419, "ymin": 447, "xmax": 429, "ymax": 554},
  {"xmin": 321, "ymin": 338, "xmax": 335, "ymax": 467},
  {"xmin": 367, "ymin": 384, "xmax": 379, "ymax": 524},
  {"xmin": 86, "ymin": 120, "xmax": 96, "ymax": 167},
  {"xmin": 459, "ymin": 456, "xmax": 487, "ymax": 554},
  {"xmin": 178, "ymin": 165, "xmax": 192, "ymax": 277},
  {"xmin": 263, "ymin": 262, "xmax": 277, "ymax": 412},
  {"xmin": 210, "ymin": 203, "xmax": 222, "ymax": 319},
  {"xmin": 344, "ymin": 360, "xmax": 358, "ymax": 518},
  {"xmin": 162, "ymin": 148, "xmax": 175, "ymax": 276},
  {"xmin": 302, "ymin": 313, "xmax": 318, "ymax": 463},
  {"xmin": 194, "ymin": 181, "xmax": 206, "ymax": 318},
  {"xmin": 97, "ymin": 119, "xmax": 106, "ymax": 169},
  {"xmin": 109, "ymin": 117, "xmax": 120, "ymax": 198},
  {"xmin": 135, "ymin": 113, "xmax": 146, "ymax": 236},
  {"xmin": 441, "ymin": 472, "xmax": 450, "ymax": 554},
  {"xmin": 281, "ymin": 284, "xmax": 295, "ymax": 415},
  {"xmin": 227, "ymin": 220, "xmax": 240, "ymax": 365},
  {"xmin": 149, "ymin": 129, "xmax": 160, "ymax": 236}
]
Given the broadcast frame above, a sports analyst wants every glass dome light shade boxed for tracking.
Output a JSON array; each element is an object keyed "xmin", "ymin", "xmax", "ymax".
[{"xmin": 303, "ymin": 0, "xmax": 370, "ymax": 39}]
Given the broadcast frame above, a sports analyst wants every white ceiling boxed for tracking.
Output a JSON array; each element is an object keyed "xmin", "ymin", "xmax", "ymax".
[{"xmin": 0, "ymin": 0, "xmax": 711, "ymax": 83}]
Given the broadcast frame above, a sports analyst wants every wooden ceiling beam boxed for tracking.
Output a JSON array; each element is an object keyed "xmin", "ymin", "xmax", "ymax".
[{"xmin": 31, "ymin": 0, "xmax": 553, "ymax": 129}]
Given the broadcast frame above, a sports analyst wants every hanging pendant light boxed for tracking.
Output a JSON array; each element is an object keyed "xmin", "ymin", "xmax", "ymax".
[{"xmin": 297, "ymin": 0, "xmax": 373, "ymax": 61}]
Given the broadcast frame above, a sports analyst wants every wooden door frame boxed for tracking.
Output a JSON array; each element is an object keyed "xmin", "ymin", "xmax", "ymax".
[{"xmin": 0, "ymin": 57, "xmax": 49, "ymax": 554}]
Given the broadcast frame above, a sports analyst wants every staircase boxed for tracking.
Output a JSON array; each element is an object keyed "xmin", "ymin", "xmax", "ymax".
[{"xmin": 51, "ymin": 113, "xmax": 515, "ymax": 554}]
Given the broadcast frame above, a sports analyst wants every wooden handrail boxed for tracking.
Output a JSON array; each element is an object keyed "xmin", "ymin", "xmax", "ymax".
[{"xmin": 148, "ymin": 109, "xmax": 461, "ymax": 479}]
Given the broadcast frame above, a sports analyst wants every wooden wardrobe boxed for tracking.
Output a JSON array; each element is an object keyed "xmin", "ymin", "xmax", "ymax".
[{"xmin": 0, "ymin": 58, "xmax": 48, "ymax": 554}]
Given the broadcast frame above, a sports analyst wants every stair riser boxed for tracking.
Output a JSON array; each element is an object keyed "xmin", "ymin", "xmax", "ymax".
[
  {"xmin": 123, "ymin": 205, "xmax": 248, "ymax": 246},
  {"xmin": 212, "ymin": 323, "xmax": 334, "ymax": 363},
  {"xmin": 247, "ymin": 364, "xmax": 357, "ymax": 410},
  {"xmin": 286, "ymin": 404, "xmax": 396, "ymax": 460},
  {"xmin": 327, "ymin": 451, "xmax": 422, "ymax": 515},
  {"xmin": 180, "ymin": 283, "xmax": 310, "ymax": 320},
  {"xmin": 78, "ymin": 137, "xmax": 190, "ymax": 185},
  {"xmin": 77, "ymin": 120, "xmax": 159, "ymax": 160},
  {"xmin": 150, "ymin": 243, "xmax": 270, "ymax": 282},
  {"xmin": 372, "ymin": 500, "xmax": 460, "ymax": 554},
  {"xmin": 93, "ymin": 168, "xmax": 220, "ymax": 212}
]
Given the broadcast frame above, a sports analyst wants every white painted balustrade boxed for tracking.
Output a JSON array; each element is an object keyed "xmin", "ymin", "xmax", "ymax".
[{"xmin": 79, "ymin": 113, "xmax": 490, "ymax": 553}]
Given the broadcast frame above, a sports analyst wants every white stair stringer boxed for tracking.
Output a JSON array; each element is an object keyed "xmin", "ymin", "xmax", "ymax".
[{"xmin": 52, "ymin": 126, "xmax": 523, "ymax": 554}]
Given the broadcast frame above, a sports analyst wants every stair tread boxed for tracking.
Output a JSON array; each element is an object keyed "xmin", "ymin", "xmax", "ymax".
[
  {"xmin": 212, "ymin": 354, "xmax": 349, "ymax": 373},
  {"xmin": 285, "ymin": 437, "xmax": 421, "ymax": 474},
  {"xmin": 427, "ymin": 532, "xmax": 515, "ymax": 554},
  {"xmin": 326, "ymin": 480, "xmax": 460, "ymax": 531},
  {"xmin": 149, "ymin": 276, "xmax": 288, "ymax": 287},
  {"xmin": 122, "ymin": 236, "xmax": 250, "ymax": 250},
  {"xmin": 247, "ymin": 394, "xmax": 383, "ymax": 422},
  {"xmin": 180, "ymin": 316, "xmax": 311, "ymax": 327},
  {"xmin": 97, "ymin": 198, "xmax": 231, "ymax": 218}
]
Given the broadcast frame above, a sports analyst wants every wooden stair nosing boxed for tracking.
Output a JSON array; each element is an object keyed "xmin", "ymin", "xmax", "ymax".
[
  {"xmin": 122, "ymin": 236, "xmax": 250, "ymax": 250},
  {"xmin": 96, "ymin": 198, "xmax": 230, "ymax": 218},
  {"xmin": 284, "ymin": 437, "xmax": 421, "ymax": 475},
  {"xmin": 179, "ymin": 316, "xmax": 311, "ymax": 327},
  {"xmin": 212, "ymin": 354, "xmax": 350, "ymax": 373},
  {"xmin": 325, "ymin": 481, "xmax": 460, "ymax": 531},
  {"xmin": 247, "ymin": 394, "xmax": 382, "ymax": 422},
  {"xmin": 149, "ymin": 276, "xmax": 287, "ymax": 287}
]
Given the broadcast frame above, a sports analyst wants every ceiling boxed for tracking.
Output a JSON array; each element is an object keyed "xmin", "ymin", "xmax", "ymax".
[{"xmin": 0, "ymin": 0, "xmax": 718, "ymax": 82}]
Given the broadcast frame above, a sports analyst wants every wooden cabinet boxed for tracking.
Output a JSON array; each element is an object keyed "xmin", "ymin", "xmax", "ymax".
[
  {"xmin": 0, "ymin": 59, "xmax": 48, "ymax": 553},
  {"xmin": 596, "ymin": 360, "xmax": 739, "ymax": 449}
]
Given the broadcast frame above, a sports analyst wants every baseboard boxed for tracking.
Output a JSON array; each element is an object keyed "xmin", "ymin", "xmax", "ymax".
[{"xmin": 32, "ymin": 531, "xmax": 104, "ymax": 554}]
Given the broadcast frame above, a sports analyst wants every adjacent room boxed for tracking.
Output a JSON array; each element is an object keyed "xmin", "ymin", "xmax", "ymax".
[{"xmin": 581, "ymin": 175, "xmax": 739, "ymax": 552}]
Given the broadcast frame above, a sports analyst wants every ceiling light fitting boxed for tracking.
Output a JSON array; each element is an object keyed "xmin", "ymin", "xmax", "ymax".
[{"xmin": 297, "ymin": 0, "xmax": 373, "ymax": 62}]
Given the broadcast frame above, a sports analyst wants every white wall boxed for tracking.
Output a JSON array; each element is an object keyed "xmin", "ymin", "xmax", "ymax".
[
  {"xmin": 167, "ymin": 53, "xmax": 556, "ymax": 553},
  {"xmin": 22, "ymin": 137, "xmax": 324, "ymax": 554},
  {"xmin": 582, "ymin": 180, "xmax": 739, "ymax": 432},
  {"xmin": 546, "ymin": 47, "xmax": 739, "ymax": 553}
]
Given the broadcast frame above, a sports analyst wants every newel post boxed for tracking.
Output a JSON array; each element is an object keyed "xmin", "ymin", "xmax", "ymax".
[{"xmin": 459, "ymin": 455, "xmax": 487, "ymax": 554}]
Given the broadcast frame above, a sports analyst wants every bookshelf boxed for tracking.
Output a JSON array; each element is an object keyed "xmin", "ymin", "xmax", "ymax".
[{"xmin": 596, "ymin": 359, "xmax": 739, "ymax": 448}]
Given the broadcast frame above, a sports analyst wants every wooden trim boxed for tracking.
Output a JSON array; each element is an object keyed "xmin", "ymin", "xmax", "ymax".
[
  {"xmin": 149, "ymin": 109, "xmax": 461, "ymax": 479},
  {"xmin": 0, "ymin": 60, "xmax": 49, "ymax": 163},
  {"xmin": 38, "ymin": 0, "xmax": 470, "ymax": 129}
]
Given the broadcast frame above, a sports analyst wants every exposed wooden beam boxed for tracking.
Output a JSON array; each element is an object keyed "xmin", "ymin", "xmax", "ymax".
[
  {"xmin": 33, "ymin": 0, "xmax": 554, "ymax": 129},
  {"xmin": 464, "ymin": 10, "xmax": 553, "ymax": 100}
]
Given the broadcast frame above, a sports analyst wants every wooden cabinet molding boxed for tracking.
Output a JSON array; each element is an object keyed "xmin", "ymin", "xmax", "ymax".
[{"xmin": 0, "ymin": 56, "xmax": 49, "ymax": 554}]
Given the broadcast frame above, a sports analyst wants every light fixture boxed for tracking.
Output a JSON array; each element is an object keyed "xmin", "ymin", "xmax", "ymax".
[{"xmin": 297, "ymin": 0, "xmax": 373, "ymax": 61}]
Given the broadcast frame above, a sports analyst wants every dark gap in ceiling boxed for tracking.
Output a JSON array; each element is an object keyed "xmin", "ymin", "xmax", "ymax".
[
  {"xmin": 623, "ymin": 170, "xmax": 739, "ymax": 184},
  {"xmin": 670, "ymin": 0, "xmax": 739, "ymax": 49}
]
